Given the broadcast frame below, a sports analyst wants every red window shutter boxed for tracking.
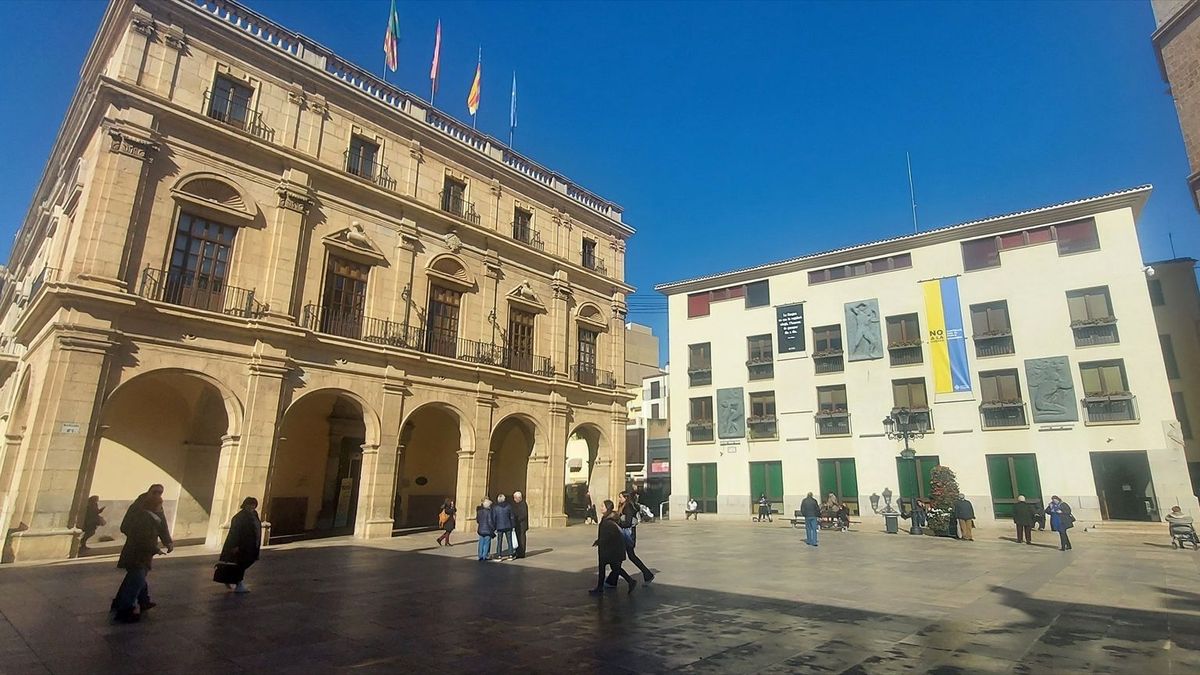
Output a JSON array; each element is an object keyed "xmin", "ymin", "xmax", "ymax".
[{"xmin": 688, "ymin": 293, "xmax": 711, "ymax": 318}]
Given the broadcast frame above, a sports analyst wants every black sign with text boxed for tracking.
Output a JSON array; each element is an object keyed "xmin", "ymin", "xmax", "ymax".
[{"xmin": 777, "ymin": 303, "xmax": 805, "ymax": 353}]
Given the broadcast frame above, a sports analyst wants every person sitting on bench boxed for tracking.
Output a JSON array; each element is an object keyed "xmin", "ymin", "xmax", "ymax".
[{"xmin": 686, "ymin": 498, "xmax": 700, "ymax": 520}]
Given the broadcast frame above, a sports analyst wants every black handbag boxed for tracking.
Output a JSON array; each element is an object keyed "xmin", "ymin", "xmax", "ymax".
[{"xmin": 213, "ymin": 561, "xmax": 241, "ymax": 584}]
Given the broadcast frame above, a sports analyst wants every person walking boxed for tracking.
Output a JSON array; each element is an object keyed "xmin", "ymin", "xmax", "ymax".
[
  {"xmin": 607, "ymin": 491, "xmax": 654, "ymax": 585},
  {"xmin": 80, "ymin": 495, "xmax": 106, "ymax": 551},
  {"xmin": 112, "ymin": 493, "xmax": 168, "ymax": 623},
  {"xmin": 757, "ymin": 494, "xmax": 772, "ymax": 523},
  {"xmin": 1046, "ymin": 495, "xmax": 1074, "ymax": 551},
  {"xmin": 584, "ymin": 492, "xmax": 598, "ymax": 525},
  {"xmin": 512, "ymin": 491, "xmax": 530, "ymax": 559},
  {"xmin": 590, "ymin": 499, "xmax": 636, "ymax": 595},
  {"xmin": 1013, "ymin": 495, "xmax": 1035, "ymax": 545},
  {"xmin": 218, "ymin": 497, "xmax": 261, "ymax": 593},
  {"xmin": 955, "ymin": 495, "xmax": 976, "ymax": 541},
  {"xmin": 686, "ymin": 498, "xmax": 699, "ymax": 520},
  {"xmin": 436, "ymin": 498, "xmax": 456, "ymax": 547},
  {"xmin": 800, "ymin": 492, "xmax": 820, "ymax": 546},
  {"xmin": 476, "ymin": 498, "xmax": 495, "ymax": 561},
  {"xmin": 493, "ymin": 494, "xmax": 515, "ymax": 560},
  {"xmin": 122, "ymin": 484, "xmax": 174, "ymax": 554}
]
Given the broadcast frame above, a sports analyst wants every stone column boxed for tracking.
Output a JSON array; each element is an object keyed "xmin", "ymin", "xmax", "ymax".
[
  {"xmin": 70, "ymin": 118, "xmax": 159, "ymax": 291},
  {"xmin": 0, "ymin": 433, "xmax": 25, "ymax": 547},
  {"xmin": 354, "ymin": 379, "xmax": 407, "ymax": 539},
  {"xmin": 454, "ymin": 449, "xmax": 476, "ymax": 527},
  {"xmin": 206, "ymin": 433, "xmax": 242, "ymax": 547},
  {"xmin": 550, "ymin": 275, "xmax": 572, "ymax": 376},
  {"xmin": 8, "ymin": 331, "xmax": 116, "ymax": 562},
  {"xmin": 609, "ymin": 404, "xmax": 629, "ymax": 501},
  {"xmin": 263, "ymin": 174, "xmax": 313, "ymax": 321},
  {"xmin": 609, "ymin": 293, "xmax": 628, "ymax": 386},
  {"xmin": 468, "ymin": 393, "xmax": 496, "ymax": 502},
  {"xmin": 542, "ymin": 396, "xmax": 570, "ymax": 528}
]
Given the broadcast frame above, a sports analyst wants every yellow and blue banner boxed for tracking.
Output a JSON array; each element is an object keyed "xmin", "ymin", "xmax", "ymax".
[{"xmin": 922, "ymin": 277, "xmax": 972, "ymax": 394}]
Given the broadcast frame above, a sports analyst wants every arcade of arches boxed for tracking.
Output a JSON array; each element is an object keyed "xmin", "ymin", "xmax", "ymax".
[{"xmin": 2, "ymin": 364, "xmax": 625, "ymax": 560}]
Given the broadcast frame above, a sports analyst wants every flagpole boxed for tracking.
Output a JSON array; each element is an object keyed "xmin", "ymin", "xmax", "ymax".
[
  {"xmin": 471, "ymin": 46, "xmax": 481, "ymax": 129},
  {"xmin": 509, "ymin": 71, "xmax": 516, "ymax": 147},
  {"xmin": 907, "ymin": 152, "xmax": 919, "ymax": 233}
]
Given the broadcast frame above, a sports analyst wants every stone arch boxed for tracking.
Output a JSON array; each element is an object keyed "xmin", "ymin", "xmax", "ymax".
[
  {"xmin": 269, "ymin": 388, "xmax": 381, "ymax": 540},
  {"xmin": 575, "ymin": 302, "xmax": 607, "ymax": 327},
  {"xmin": 87, "ymin": 368, "xmax": 241, "ymax": 548},
  {"xmin": 426, "ymin": 253, "xmax": 475, "ymax": 289},
  {"xmin": 395, "ymin": 401, "xmax": 474, "ymax": 528},
  {"xmin": 171, "ymin": 171, "xmax": 256, "ymax": 222},
  {"xmin": 564, "ymin": 422, "xmax": 611, "ymax": 517},
  {"xmin": 488, "ymin": 413, "xmax": 542, "ymax": 498}
]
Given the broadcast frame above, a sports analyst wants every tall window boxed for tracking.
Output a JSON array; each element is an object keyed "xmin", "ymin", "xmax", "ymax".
[
  {"xmin": 346, "ymin": 135, "xmax": 380, "ymax": 180},
  {"xmin": 506, "ymin": 308, "xmax": 536, "ymax": 372},
  {"xmin": 1080, "ymin": 359, "xmax": 1135, "ymax": 423},
  {"xmin": 1148, "ymin": 278, "xmax": 1166, "ymax": 306},
  {"xmin": 167, "ymin": 213, "xmax": 237, "ymax": 313},
  {"xmin": 426, "ymin": 285, "xmax": 463, "ymax": 357},
  {"xmin": 1161, "ymin": 334, "xmax": 1181, "ymax": 380},
  {"xmin": 582, "ymin": 238, "xmax": 598, "ymax": 270},
  {"xmin": 961, "ymin": 237, "xmax": 1000, "ymax": 271},
  {"xmin": 816, "ymin": 385, "xmax": 850, "ymax": 436},
  {"xmin": 207, "ymin": 75, "xmax": 253, "ymax": 128},
  {"xmin": 886, "ymin": 313, "xmax": 923, "ymax": 366},
  {"xmin": 512, "ymin": 207, "xmax": 533, "ymax": 244},
  {"xmin": 892, "ymin": 378, "xmax": 931, "ymax": 431},
  {"xmin": 688, "ymin": 343, "xmax": 712, "ymax": 386},
  {"xmin": 748, "ymin": 391, "xmax": 777, "ymax": 440},
  {"xmin": 979, "ymin": 369, "xmax": 1026, "ymax": 428},
  {"xmin": 1055, "ymin": 219, "xmax": 1100, "ymax": 255},
  {"xmin": 688, "ymin": 397, "xmax": 714, "ymax": 443},
  {"xmin": 970, "ymin": 300, "xmax": 1014, "ymax": 357},
  {"xmin": 322, "ymin": 257, "xmax": 369, "ymax": 339},
  {"xmin": 441, "ymin": 177, "xmax": 467, "ymax": 216},
  {"xmin": 813, "ymin": 324, "xmax": 844, "ymax": 373},
  {"xmin": 576, "ymin": 327, "xmax": 599, "ymax": 384},
  {"xmin": 650, "ymin": 381, "xmax": 662, "ymax": 399},
  {"xmin": 747, "ymin": 334, "xmax": 774, "ymax": 380},
  {"xmin": 1067, "ymin": 286, "xmax": 1118, "ymax": 346}
]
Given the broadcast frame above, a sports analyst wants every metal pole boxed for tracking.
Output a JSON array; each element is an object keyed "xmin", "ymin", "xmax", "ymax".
[{"xmin": 907, "ymin": 152, "xmax": 919, "ymax": 233}]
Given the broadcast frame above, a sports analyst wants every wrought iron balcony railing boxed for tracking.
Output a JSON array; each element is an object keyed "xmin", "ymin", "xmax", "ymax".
[
  {"xmin": 140, "ymin": 267, "xmax": 266, "ymax": 318},
  {"xmin": 973, "ymin": 333, "xmax": 1015, "ymax": 357},
  {"xmin": 815, "ymin": 412, "xmax": 851, "ymax": 437},
  {"xmin": 440, "ymin": 191, "xmax": 481, "ymax": 225},
  {"xmin": 511, "ymin": 222, "xmax": 545, "ymax": 251},
  {"xmin": 203, "ymin": 90, "xmax": 274, "ymax": 141},
  {"xmin": 571, "ymin": 364, "xmax": 617, "ymax": 388},
  {"xmin": 980, "ymin": 402, "xmax": 1027, "ymax": 428},
  {"xmin": 813, "ymin": 350, "xmax": 845, "ymax": 374},
  {"xmin": 344, "ymin": 151, "xmax": 397, "ymax": 191},
  {"xmin": 582, "ymin": 254, "xmax": 608, "ymax": 275},
  {"xmin": 1082, "ymin": 395, "xmax": 1137, "ymax": 423},
  {"xmin": 688, "ymin": 367, "xmax": 712, "ymax": 387},
  {"xmin": 687, "ymin": 421, "xmax": 714, "ymax": 443},
  {"xmin": 1072, "ymin": 321, "xmax": 1119, "ymax": 347}
]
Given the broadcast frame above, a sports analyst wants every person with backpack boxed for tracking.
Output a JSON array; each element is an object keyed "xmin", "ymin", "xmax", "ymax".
[{"xmin": 436, "ymin": 498, "xmax": 456, "ymax": 547}]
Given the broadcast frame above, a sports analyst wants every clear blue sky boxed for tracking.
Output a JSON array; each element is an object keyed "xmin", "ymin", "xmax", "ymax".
[{"xmin": 1, "ymin": 1, "xmax": 1195, "ymax": 367}]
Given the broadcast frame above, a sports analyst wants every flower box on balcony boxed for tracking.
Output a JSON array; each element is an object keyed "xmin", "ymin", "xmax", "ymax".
[
  {"xmin": 687, "ymin": 367, "xmax": 712, "ymax": 375},
  {"xmin": 980, "ymin": 400, "xmax": 1024, "ymax": 409},
  {"xmin": 746, "ymin": 415, "xmax": 777, "ymax": 425},
  {"xmin": 1071, "ymin": 317, "xmax": 1117, "ymax": 328},
  {"xmin": 1083, "ymin": 391, "xmax": 1132, "ymax": 402},
  {"xmin": 973, "ymin": 330, "xmax": 1012, "ymax": 340},
  {"xmin": 812, "ymin": 349, "xmax": 843, "ymax": 359},
  {"xmin": 814, "ymin": 408, "xmax": 849, "ymax": 418},
  {"xmin": 686, "ymin": 420, "xmax": 714, "ymax": 430},
  {"xmin": 888, "ymin": 340, "xmax": 922, "ymax": 350},
  {"xmin": 746, "ymin": 358, "xmax": 774, "ymax": 367}
]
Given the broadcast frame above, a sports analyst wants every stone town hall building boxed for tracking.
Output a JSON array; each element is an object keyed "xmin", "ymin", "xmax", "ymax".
[{"xmin": 0, "ymin": 0, "xmax": 633, "ymax": 562}]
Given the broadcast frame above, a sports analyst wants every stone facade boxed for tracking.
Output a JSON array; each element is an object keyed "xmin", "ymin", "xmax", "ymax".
[
  {"xmin": 1153, "ymin": 0, "xmax": 1200, "ymax": 211},
  {"xmin": 0, "ymin": 0, "xmax": 633, "ymax": 562},
  {"xmin": 658, "ymin": 188, "xmax": 1196, "ymax": 524}
]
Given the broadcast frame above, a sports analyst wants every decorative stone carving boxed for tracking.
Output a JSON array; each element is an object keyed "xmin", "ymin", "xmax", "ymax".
[
  {"xmin": 131, "ymin": 16, "xmax": 156, "ymax": 37},
  {"xmin": 275, "ymin": 181, "xmax": 312, "ymax": 214},
  {"xmin": 717, "ymin": 387, "xmax": 745, "ymax": 439},
  {"xmin": 162, "ymin": 30, "xmax": 187, "ymax": 50},
  {"xmin": 107, "ymin": 128, "xmax": 159, "ymax": 162},
  {"xmin": 323, "ymin": 222, "xmax": 387, "ymax": 265},
  {"xmin": 443, "ymin": 231, "xmax": 462, "ymax": 253},
  {"xmin": 1024, "ymin": 356, "xmax": 1079, "ymax": 423},
  {"xmin": 610, "ymin": 293, "xmax": 628, "ymax": 321},
  {"xmin": 845, "ymin": 299, "xmax": 884, "ymax": 361},
  {"xmin": 507, "ymin": 280, "xmax": 547, "ymax": 313}
]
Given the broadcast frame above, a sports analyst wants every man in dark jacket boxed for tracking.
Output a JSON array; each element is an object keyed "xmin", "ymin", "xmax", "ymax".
[
  {"xmin": 493, "ymin": 494, "xmax": 515, "ymax": 560},
  {"xmin": 591, "ymin": 499, "xmax": 635, "ymax": 595},
  {"xmin": 1012, "ymin": 495, "xmax": 1035, "ymax": 544},
  {"xmin": 800, "ymin": 492, "xmax": 821, "ymax": 546},
  {"xmin": 607, "ymin": 491, "xmax": 655, "ymax": 586},
  {"xmin": 476, "ymin": 498, "xmax": 495, "ymax": 561},
  {"xmin": 112, "ymin": 493, "xmax": 168, "ymax": 623},
  {"xmin": 512, "ymin": 491, "xmax": 530, "ymax": 559},
  {"xmin": 122, "ymin": 484, "xmax": 174, "ymax": 554},
  {"xmin": 955, "ymin": 495, "xmax": 976, "ymax": 541}
]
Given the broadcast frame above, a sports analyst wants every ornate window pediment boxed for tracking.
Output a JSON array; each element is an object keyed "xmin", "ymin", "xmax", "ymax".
[
  {"xmin": 323, "ymin": 221, "xmax": 387, "ymax": 266},
  {"xmin": 171, "ymin": 173, "xmax": 255, "ymax": 223},
  {"xmin": 426, "ymin": 253, "xmax": 475, "ymax": 291},
  {"xmin": 507, "ymin": 280, "xmax": 547, "ymax": 313},
  {"xmin": 575, "ymin": 302, "xmax": 608, "ymax": 331}
]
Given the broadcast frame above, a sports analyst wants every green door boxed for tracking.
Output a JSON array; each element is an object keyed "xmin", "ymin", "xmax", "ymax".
[
  {"xmin": 986, "ymin": 454, "xmax": 1042, "ymax": 518},
  {"xmin": 688, "ymin": 463, "xmax": 718, "ymax": 513},
  {"xmin": 749, "ymin": 461, "xmax": 784, "ymax": 514},
  {"xmin": 818, "ymin": 458, "xmax": 859, "ymax": 515},
  {"xmin": 896, "ymin": 455, "xmax": 940, "ymax": 500}
]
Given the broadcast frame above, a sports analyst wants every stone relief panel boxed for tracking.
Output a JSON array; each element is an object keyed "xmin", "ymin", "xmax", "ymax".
[
  {"xmin": 845, "ymin": 299, "xmax": 884, "ymax": 361},
  {"xmin": 1024, "ymin": 356, "xmax": 1079, "ymax": 423},
  {"xmin": 717, "ymin": 387, "xmax": 745, "ymax": 440}
]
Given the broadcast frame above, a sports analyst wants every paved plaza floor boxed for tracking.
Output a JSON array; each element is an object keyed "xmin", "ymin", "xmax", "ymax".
[{"xmin": 2, "ymin": 519, "xmax": 1199, "ymax": 674}]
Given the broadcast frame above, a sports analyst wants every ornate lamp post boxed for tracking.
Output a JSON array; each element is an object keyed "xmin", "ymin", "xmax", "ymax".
[{"xmin": 882, "ymin": 408, "xmax": 927, "ymax": 533}]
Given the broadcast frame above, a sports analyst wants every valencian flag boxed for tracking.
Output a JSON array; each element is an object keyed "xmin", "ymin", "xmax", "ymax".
[
  {"xmin": 383, "ymin": 0, "xmax": 400, "ymax": 73},
  {"xmin": 921, "ymin": 276, "xmax": 972, "ymax": 394},
  {"xmin": 430, "ymin": 19, "xmax": 442, "ymax": 93},
  {"xmin": 467, "ymin": 49, "xmax": 482, "ymax": 116}
]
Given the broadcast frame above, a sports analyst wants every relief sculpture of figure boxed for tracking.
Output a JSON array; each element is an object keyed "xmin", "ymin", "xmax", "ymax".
[
  {"xmin": 846, "ymin": 300, "xmax": 882, "ymax": 360},
  {"xmin": 719, "ymin": 396, "xmax": 744, "ymax": 437},
  {"xmin": 1026, "ymin": 357, "xmax": 1078, "ymax": 422}
]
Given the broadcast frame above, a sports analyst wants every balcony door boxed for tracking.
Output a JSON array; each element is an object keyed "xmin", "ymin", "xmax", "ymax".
[
  {"xmin": 321, "ymin": 257, "xmax": 369, "ymax": 339},
  {"xmin": 507, "ymin": 308, "xmax": 535, "ymax": 372},
  {"xmin": 168, "ymin": 212, "xmax": 236, "ymax": 312},
  {"xmin": 426, "ymin": 285, "xmax": 462, "ymax": 357},
  {"xmin": 577, "ymin": 327, "xmax": 599, "ymax": 384}
]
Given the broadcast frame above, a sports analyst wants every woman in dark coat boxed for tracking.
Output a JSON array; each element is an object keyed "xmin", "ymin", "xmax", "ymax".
[
  {"xmin": 436, "ymin": 498, "xmax": 456, "ymax": 546},
  {"xmin": 476, "ymin": 498, "xmax": 496, "ymax": 561},
  {"xmin": 112, "ymin": 493, "xmax": 167, "ymax": 623},
  {"xmin": 219, "ymin": 497, "xmax": 262, "ymax": 593},
  {"xmin": 1046, "ymin": 495, "xmax": 1074, "ymax": 551},
  {"xmin": 1013, "ymin": 495, "xmax": 1035, "ymax": 544},
  {"xmin": 591, "ymin": 499, "xmax": 636, "ymax": 595},
  {"xmin": 80, "ymin": 495, "xmax": 106, "ymax": 550}
]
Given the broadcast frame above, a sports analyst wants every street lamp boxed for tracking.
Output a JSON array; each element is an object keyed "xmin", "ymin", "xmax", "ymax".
[{"xmin": 882, "ymin": 408, "xmax": 927, "ymax": 534}]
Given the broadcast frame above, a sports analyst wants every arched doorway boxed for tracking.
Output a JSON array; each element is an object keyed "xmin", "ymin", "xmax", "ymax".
[
  {"xmin": 395, "ymin": 404, "xmax": 463, "ymax": 529},
  {"xmin": 564, "ymin": 424, "xmax": 602, "ymax": 519},
  {"xmin": 88, "ymin": 370, "xmax": 235, "ymax": 549},
  {"xmin": 271, "ymin": 391, "xmax": 370, "ymax": 541},
  {"xmin": 488, "ymin": 416, "xmax": 535, "ymax": 498}
]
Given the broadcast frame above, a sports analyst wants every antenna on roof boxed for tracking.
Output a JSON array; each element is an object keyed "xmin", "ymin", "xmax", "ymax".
[
  {"xmin": 1170, "ymin": 232, "xmax": 1177, "ymax": 259},
  {"xmin": 906, "ymin": 152, "xmax": 919, "ymax": 233}
]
